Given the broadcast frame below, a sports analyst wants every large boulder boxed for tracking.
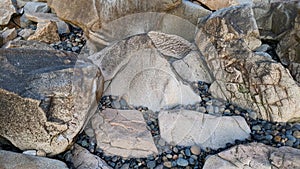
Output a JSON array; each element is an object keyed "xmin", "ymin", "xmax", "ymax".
[
  {"xmin": 195, "ymin": 4, "xmax": 300, "ymax": 122},
  {"xmin": 88, "ymin": 33, "xmax": 205, "ymax": 111},
  {"xmin": 0, "ymin": 49, "xmax": 104, "ymax": 156},
  {"xmin": 0, "ymin": 150, "xmax": 68, "ymax": 169},
  {"xmin": 159, "ymin": 109, "xmax": 250, "ymax": 149},
  {"xmin": 0, "ymin": 0, "xmax": 17, "ymax": 25},
  {"xmin": 203, "ymin": 142, "xmax": 300, "ymax": 169},
  {"xmin": 87, "ymin": 109, "xmax": 158, "ymax": 158}
]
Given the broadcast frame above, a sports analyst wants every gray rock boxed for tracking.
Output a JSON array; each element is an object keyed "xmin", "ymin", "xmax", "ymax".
[
  {"xmin": 0, "ymin": 49, "xmax": 104, "ymax": 155},
  {"xmin": 203, "ymin": 143, "xmax": 300, "ymax": 169},
  {"xmin": 190, "ymin": 145, "xmax": 201, "ymax": 155},
  {"xmin": 70, "ymin": 144, "xmax": 112, "ymax": 169},
  {"xmin": 89, "ymin": 33, "xmax": 201, "ymax": 111},
  {"xmin": 176, "ymin": 158, "xmax": 189, "ymax": 167},
  {"xmin": 1, "ymin": 28, "xmax": 17, "ymax": 44},
  {"xmin": 0, "ymin": 150, "xmax": 68, "ymax": 169},
  {"xmin": 196, "ymin": 4, "xmax": 300, "ymax": 122},
  {"xmin": 159, "ymin": 109, "xmax": 250, "ymax": 149},
  {"xmin": 0, "ymin": 0, "xmax": 17, "ymax": 25},
  {"xmin": 2, "ymin": 40, "xmax": 55, "ymax": 50},
  {"xmin": 17, "ymin": 28, "xmax": 35, "ymax": 39},
  {"xmin": 88, "ymin": 108, "xmax": 158, "ymax": 158},
  {"xmin": 24, "ymin": 2, "xmax": 50, "ymax": 14}
]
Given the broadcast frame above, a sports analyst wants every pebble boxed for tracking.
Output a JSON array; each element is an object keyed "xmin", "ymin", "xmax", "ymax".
[
  {"xmin": 190, "ymin": 145, "xmax": 201, "ymax": 155},
  {"xmin": 147, "ymin": 161, "xmax": 156, "ymax": 169},
  {"xmin": 163, "ymin": 161, "xmax": 172, "ymax": 168},
  {"xmin": 176, "ymin": 158, "xmax": 189, "ymax": 167},
  {"xmin": 252, "ymin": 125, "xmax": 262, "ymax": 131},
  {"xmin": 293, "ymin": 131, "xmax": 300, "ymax": 139},
  {"xmin": 274, "ymin": 135, "xmax": 282, "ymax": 142}
]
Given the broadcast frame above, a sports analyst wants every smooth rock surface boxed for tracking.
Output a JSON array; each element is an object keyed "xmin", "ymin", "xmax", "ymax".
[
  {"xmin": 2, "ymin": 40, "xmax": 55, "ymax": 50},
  {"xmin": 28, "ymin": 21, "xmax": 60, "ymax": 43},
  {"xmin": 196, "ymin": 4, "xmax": 300, "ymax": 122},
  {"xmin": 70, "ymin": 144, "xmax": 112, "ymax": 169},
  {"xmin": 0, "ymin": 0, "xmax": 17, "ymax": 25},
  {"xmin": 203, "ymin": 142, "xmax": 300, "ymax": 169},
  {"xmin": 0, "ymin": 49, "xmax": 104, "ymax": 156},
  {"xmin": 0, "ymin": 150, "xmax": 68, "ymax": 169},
  {"xmin": 89, "ymin": 33, "xmax": 202, "ymax": 111},
  {"xmin": 159, "ymin": 109, "xmax": 251, "ymax": 149},
  {"xmin": 88, "ymin": 108, "xmax": 158, "ymax": 158}
]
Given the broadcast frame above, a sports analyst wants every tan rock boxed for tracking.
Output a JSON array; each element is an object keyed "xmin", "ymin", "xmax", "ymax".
[
  {"xmin": 18, "ymin": 28, "xmax": 35, "ymax": 39},
  {"xmin": 0, "ymin": 150, "xmax": 68, "ymax": 169},
  {"xmin": 70, "ymin": 144, "xmax": 112, "ymax": 169},
  {"xmin": 203, "ymin": 143, "xmax": 300, "ymax": 169},
  {"xmin": 196, "ymin": 0, "xmax": 252, "ymax": 10},
  {"xmin": 0, "ymin": 49, "xmax": 104, "ymax": 155},
  {"xmin": 159, "ymin": 109, "xmax": 250, "ymax": 149},
  {"xmin": 0, "ymin": 0, "xmax": 17, "ymax": 25},
  {"xmin": 88, "ymin": 109, "xmax": 158, "ymax": 158},
  {"xmin": 1, "ymin": 28, "xmax": 17, "ymax": 44},
  {"xmin": 28, "ymin": 21, "xmax": 60, "ymax": 43}
]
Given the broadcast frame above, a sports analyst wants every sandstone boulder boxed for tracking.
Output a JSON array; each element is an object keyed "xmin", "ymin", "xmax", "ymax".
[
  {"xmin": 89, "ymin": 33, "xmax": 203, "ymax": 111},
  {"xmin": 195, "ymin": 4, "xmax": 300, "ymax": 122},
  {"xmin": 0, "ymin": 0, "xmax": 17, "ymax": 25},
  {"xmin": 159, "ymin": 109, "xmax": 250, "ymax": 149},
  {"xmin": 0, "ymin": 150, "xmax": 68, "ymax": 169},
  {"xmin": 88, "ymin": 109, "xmax": 158, "ymax": 158},
  {"xmin": 203, "ymin": 142, "xmax": 300, "ymax": 169},
  {"xmin": 0, "ymin": 49, "xmax": 104, "ymax": 156}
]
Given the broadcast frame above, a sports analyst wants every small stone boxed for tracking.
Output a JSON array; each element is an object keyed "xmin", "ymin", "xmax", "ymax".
[
  {"xmin": 163, "ymin": 161, "xmax": 172, "ymax": 168},
  {"xmin": 274, "ymin": 135, "xmax": 282, "ymax": 142},
  {"xmin": 265, "ymin": 135, "xmax": 273, "ymax": 140},
  {"xmin": 176, "ymin": 158, "xmax": 189, "ymax": 167},
  {"xmin": 185, "ymin": 148, "xmax": 191, "ymax": 157},
  {"xmin": 286, "ymin": 135, "xmax": 297, "ymax": 143},
  {"xmin": 252, "ymin": 125, "xmax": 262, "ymax": 131},
  {"xmin": 147, "ymin": 160, "xmax": 156, "ymax": 169},
  {"xmin": 158, "ymin": 139, "xmax": 166, "ymax": 146},
  {"xmin": 248, "ymin": 111, "xmax": 257, "ymax": 120},
  {"xmin": 111, "ymin": 100, "xmax": 121, "ymax": 109},
  {"xmin": 71, "ymin": 46, "xmax": 80, "ymax": 52},
  {"xmin": 22, "ymin": 150, "xmax": 37, "ymax": 156},
  {"xmin": 173, "ymin": 147, "xmax": 178, "ymax": 153},
  {"xmin": 188, "ymin": 157, "xmax": 195, "ymax": 165},
  {"xmin": 206, "ymin": 105, "xmax": 214, "ymax": 114},
  {"xmin": 190, "ymin": 145, "xmax": 201, "ymax": 155},
  {"xmin": 196, "ymin": 106, "xmax": 206, "ymax": 113},
  {"xmin": 293, "ymin": 131, "xmax": 300, "ymax": 139}
]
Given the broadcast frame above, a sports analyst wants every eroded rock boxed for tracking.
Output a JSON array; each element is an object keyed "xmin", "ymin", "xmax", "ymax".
[
  {"xmin": 28, "ymin": 21, "xmax": 60, "ymax": 44},
  {"xmin": 2, "ymin": 40, "xmax": 55, "ymax": 50},
  {"xmin": 196, "ymin": 4, "xmax": 300, "ymax": 122},
  {"xmin": 0, "ymin": 150, "xmax": 68, "ymax": 169},
  {"xmin": 0, "ymin": 0, "xmax": 17, "ymax": 25},
  {"xmin": 203, "ymin": 142, "xmax": 300, "ymax": 169},
  {"xmin": 0, "ymin": 49, "xmax": 104, "ymax": 156},
  {"xmin": 88, "ymin": 109, "xmax": 158, "ymax": 158},
  {"xmin": 159, "ymin": 109, "xmax": 250, "ymax": 149}
]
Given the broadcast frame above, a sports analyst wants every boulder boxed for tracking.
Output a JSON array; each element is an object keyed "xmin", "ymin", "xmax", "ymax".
[
  {"xmin": 0, "ymin": 0, "xmax": 17, "ymax": 25},
  {"xmin": 0, "ymin": 150, "xmax": 68, "ymax": 169},
  {"xmin": 17, "ymin": 28, "xmax": 35, "ymax": 39},
  {"xmin": 158, "ymin": 109, "xmax": 250, "ymax": 149},
  {"xmin": 1, "ymin": 28, "xmax": 17, "ymax": 44},
  {"xmin": 69, "ymin": 144, "xmax": 112, "ymax": 169},
  {"xmin": 0, "ymin": 49, "xmax": 104, "ymax": 156},
  {"xmin": 196, "ymin": 0, "xmax": 252, "ymax": 10},
  {"xmin": 195, "ymin": 4, "xmax": 300, "ymax": 122},
  {"xmin": 28, "ymin": 21, "xmax": 60, "ymax": 44},
  {"xmin": 203, "ymin": 142, "xmax": 300, "ymax": 169},
  {"xmin": 88, "ymin": 109, "xmax": 158, "ymax": 158},
  {"xmin": 2, "ymin": 40, "xmax": 55, "ymax": 50},
  {"xmin": 88, "ymin": 33, "xmax": 203, "ymax": 111}
]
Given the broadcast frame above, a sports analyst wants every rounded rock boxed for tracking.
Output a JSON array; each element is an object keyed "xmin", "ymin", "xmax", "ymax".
[
  {"xmin": 176, "ymin": 158, "xmax": 189, "ymax": 167},
  {"xmin": 190, "ymin": 145, "xmax": 201, "ymax": 155},
  {"xmin": 293, "ymin": 131, "xmax": 300, "ymax": 139}
]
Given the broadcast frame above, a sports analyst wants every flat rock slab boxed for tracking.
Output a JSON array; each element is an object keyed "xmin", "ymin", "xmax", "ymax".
[
  {"xmin": 0, "ymin": 49, "xmax": 103, "ymax": 156},
  {"xmin": 89, "ymin": 33, "xmax": 205, "ymax": 111},
  {"xmin": 89, "ymin": 108, "xmax": 158, "ymax": 158},
  {"xmin": 70, "ymin": 144, "xmax": 112, "ymax": 169},
  {"xmin": 159, "ymin": 109, "xmax": 250, "ymax": 149},
  {"xmin": 0, "ymin": 150, "xmax": 68, "ymax": 169},
  {"xmin": 203, "ymin": 142, "xmax": 300, "ymax": 169}
]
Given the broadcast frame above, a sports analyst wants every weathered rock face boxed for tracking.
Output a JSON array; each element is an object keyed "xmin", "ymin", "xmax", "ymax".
[
  {"xmin": 159, "ymin": 109, "xmax": 250, "ymax": 149},
  {"xmin": 0, "ymin": 150, "xmax": 68, "ymax": 169},
  {"xmin": 196, "ymin": 0, "xmax": 252, "ymax": 10},
  {"xmin": 0, "ymin": 0, "xmax": 17, "ymax": 25},
  {"xmin": 203, "ymin": 142, "xmax": 300, "ymax": 169},
  {"xmin": 28, "ymin": 21, "xmax": 60, "ymax": 44},
  {"xmin": 2, "ymin": 40, "xmax": 55, "ymax": 50},
  {"xmin": 196, "ymin": 4, "xmax": 300, "ymax": 122},
  {"xmin": 69, "ymin": 144, "xmax": 112, "ymax": 169},
  {"xmin": 89, "ymin": 33, "xmax": 205, "ymax": 111},
  {"xmin": 88, "ymin": 109, "xmax": 158, "ymax": 158},
  {"xmin": 0, "ymin": 49, "xmax": 104, "ymax": 156}
]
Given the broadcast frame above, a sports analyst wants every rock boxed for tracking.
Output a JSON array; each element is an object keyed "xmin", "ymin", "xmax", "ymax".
[
  {"xmin": 172, "ymin": 51, "xmax": 213, "ymax": 83},
  {"xmin": 23, "ymin": 150, "xmax": 37, "ymax": 156},
  {"xmin": 0, "ymin": 49, "xmax": 104, "ymax": 156},
  {"xmin": 0, "ymin": 150, "xmax": 68, "ymax": 169},
  {"xmin": 196, "ymin": 0, "xmax": 252, "ymax": 10},
  {"xmin": 203, "ymin": 143, "xmax": 300, "ymax": 169},
  {"xmin": 18, "ymin": 28, "xmax": 35, "ymax": 39},
  {"xmin": 190, "ymin": 145, "xmax": 201, "ymax": 155},
  {"xmin": 2, "ymin": 40, "xmax": 55, "ymax": 50},
  {"xmin": 176, "ymin": 158, "xmax": 189, "ymax": 167},
  {"xmin": 158, "ymin": 109, "xmax": 250, "ymax": 149},
  {"xmin": 70, "ymin": 144, "xmax": 112, "ymax": 169},
  {"xmin": 196, "ymin": 4, "xmax": 300, "ymax": 122},
  {"xmin": 0, "ymin": 0, "xmax": 17, "ymax": 25},
  {"xmin": 88, "ymin": 108, "xmax": 158, "ymax": 158},
  {"xmin": 28, "ymin": 21, "xmax": 60, "ymax": 44},
  {"xmin": 24, "ymin": 2, "xmax": 50, "ymax": 14},
  {"xmin": 1, "ymin": 28, "xmax": 17, "ymax": 44},
  {"xmin": 89, "ymin": 33, "xmax": 201, "ymax": 111},
  {"xmin": 294, "ymin": 131, "xmax": 300, "ymax": 139},
  {"xmin": 0, "ymin": 35, "xmax": 3, "ymax": 47}
]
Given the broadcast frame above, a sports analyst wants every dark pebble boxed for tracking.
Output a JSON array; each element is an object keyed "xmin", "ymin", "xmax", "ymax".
[
  {"xmin": 176, "ymin": 158, "xmax": 189, "ymax": 167},
  {"xmin": 147, "ymin": 161, "xmax": 156, "ymax": 169}
]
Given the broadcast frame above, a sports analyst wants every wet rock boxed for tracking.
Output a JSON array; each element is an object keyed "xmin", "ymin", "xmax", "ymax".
[
  {"xmin": 0, "ymin": 0, "xmax": 17, "ymax": 25},
  {"xmin": 159, "ymin": 109, "xmax": 250, "ymax": 149},
  {"xmin": 28, "ymin": 21, "xmax": 60, "ymax": 44},
  {"xmin": 0, "ymin": 150, "xmax": 68, "ymax": 169},
  {"xmin": 196, "ymin": 4, "xmax": 300, "ymax": 122},
  {"xmin": 70, "ymin": 144, "xmax": 112, "ymax": 169},
  {"xmin": 88, "ymin": 108, "xmax": 158, "ymax": 158},
  {"xmin": 0, "ymin": 49, "xmax": 104, "ymax": 156},
  {"xmin": 203, "ymin": 143, "xmax": 300, "ymax": 169}
]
